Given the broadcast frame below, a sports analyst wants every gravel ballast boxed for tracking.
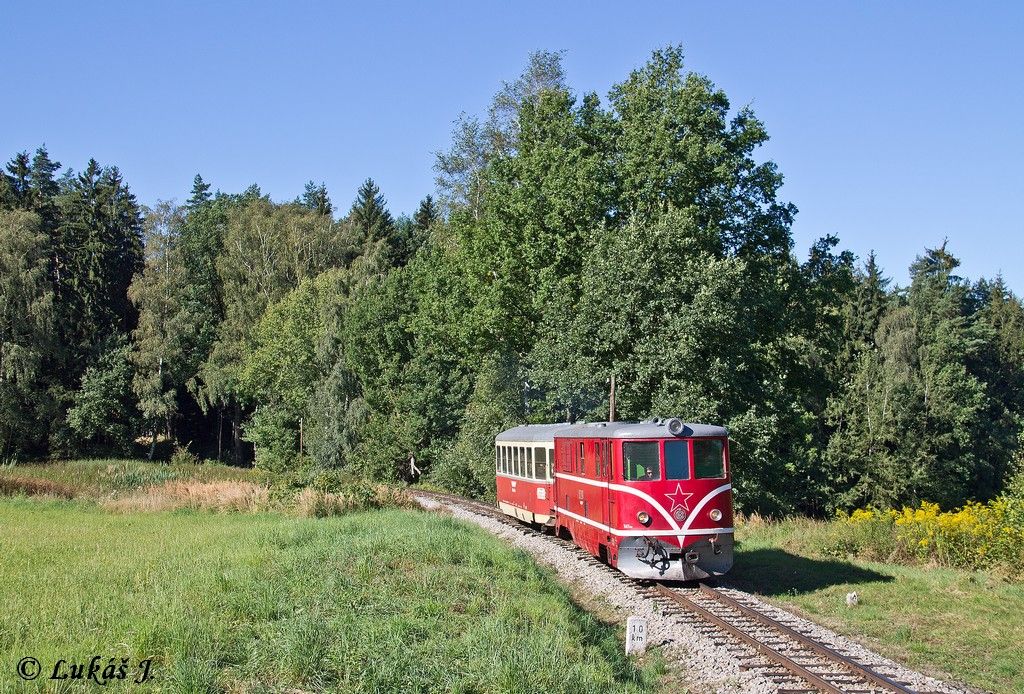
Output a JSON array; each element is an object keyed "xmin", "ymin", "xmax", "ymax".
[{"xmin": 416, "ymin": 495, "xmax": 972, "ymax": 694}]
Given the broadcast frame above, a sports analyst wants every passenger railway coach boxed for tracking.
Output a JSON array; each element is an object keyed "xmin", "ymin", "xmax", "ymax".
[{"xmin": 495, "ymin": 418, "xmax": 733, "ymax": 580}]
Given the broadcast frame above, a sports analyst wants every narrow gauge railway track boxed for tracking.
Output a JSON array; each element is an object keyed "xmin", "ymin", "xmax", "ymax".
[
  {"xmin": 416, "ymin": 490, "xmax": 937, "ymax": 694},
  {"xmin": 646, "ymin": 584, "xmax": 917, "ymax": 694}
]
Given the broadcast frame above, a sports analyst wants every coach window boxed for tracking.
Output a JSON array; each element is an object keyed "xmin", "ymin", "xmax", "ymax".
[
  {"xmin": 501, "ymin": 446, "xmax": 508, "ymax": 474},
  {"xmin": 526, "ymin": 446, "xmax": 534, "ymax": 479},
  {"xmin": 694, "ymin": 439, "xmax": 726, "ymax": 479},
  {"xmin": 664, "ymin": 440, "xmax": 690, "ymax": 480},
  {"xmin": 511, "ymin": 446, "xmax": 518, "ymax": 477},
  {"xmin": 623, "ymin": 441, "xmax": 661, "ymax": 481},
  {"xmin": 549, "ymin": 448, "xmax": 555, "ymax": 477},
  {"xmin": 535, "ymin": 447, "xmax": 547, "ymax": 480}
]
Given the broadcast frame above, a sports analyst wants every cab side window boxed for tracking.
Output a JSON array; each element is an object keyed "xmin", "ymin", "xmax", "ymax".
[{"xmin": 623, "ymin": 441, "xmax": 661, "ymax": 481}]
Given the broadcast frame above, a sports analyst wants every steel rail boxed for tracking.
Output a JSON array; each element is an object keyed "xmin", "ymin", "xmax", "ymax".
[
  {"xmin": 653, "ymin": 584, "xmax": 846, "ymax": 693},
  {"xmin": 696, "ymin": 585, "xmax": 914, "ymax": 694}
]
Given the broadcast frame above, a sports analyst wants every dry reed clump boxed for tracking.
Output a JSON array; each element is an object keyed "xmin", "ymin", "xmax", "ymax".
[
  {"xmin": 0, "ymin": 476, "xmax": 76, "ymax": 499},
  {"xmin": 103, "ymin": 480, "xmax": 270, "ymax": 513},
  {"xmin": 292, "ymin": 484, "xmax": 415, "ymax": 518},
  {"xmin": 734, "ymin": 512, "xmax": 770, "ymax": 529}
]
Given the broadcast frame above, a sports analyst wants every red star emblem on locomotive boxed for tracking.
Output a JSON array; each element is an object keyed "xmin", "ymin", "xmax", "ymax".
[{"xmin": 664, "ymin": 484, "xmax": 693, "ymax": 514}]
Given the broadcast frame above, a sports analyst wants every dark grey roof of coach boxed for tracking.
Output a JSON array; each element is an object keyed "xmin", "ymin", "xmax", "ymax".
[
  {"xmin": 495, "ymin": 423, "xmax": 574, "ymax": 443},
  {"xmin": 496, "ymin": 420, "xmax": 727, "ymax": 443}
]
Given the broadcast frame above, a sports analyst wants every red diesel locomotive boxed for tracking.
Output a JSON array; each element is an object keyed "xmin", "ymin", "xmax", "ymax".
[{"xmin": 495, "ymin": 418, "xmax": 733, "ymax": 580}]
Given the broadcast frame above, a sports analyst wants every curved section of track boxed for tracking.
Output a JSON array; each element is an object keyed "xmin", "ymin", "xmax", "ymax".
[
  {"xmin": 649, "ymin": 584, "xmax": 916, "ymax": 693},
  {"xmin": 415, "ymin": 490, "xmax": 925, "ymax": 694}
]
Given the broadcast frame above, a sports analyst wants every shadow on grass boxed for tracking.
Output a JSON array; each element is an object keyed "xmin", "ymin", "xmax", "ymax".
[{"xmin": 722, "ymin": 547, "xmax": 893, "ymax": 596}]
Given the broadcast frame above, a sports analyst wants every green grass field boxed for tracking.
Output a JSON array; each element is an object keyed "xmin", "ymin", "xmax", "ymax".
[
  {"xmin": 5, "ymin": 460, "xmax": 1021, "ymax": 693},
  {"xmin": 731, "ymin": 518, "xmax": 1024, "ymax": 694},
  {"xmin": 0, "ymin": 491, "xmax": 661, "ymax": 693}
]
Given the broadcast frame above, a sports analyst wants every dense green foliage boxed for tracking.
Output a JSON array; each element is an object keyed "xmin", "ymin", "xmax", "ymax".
[{"xmin": 2, "ymin": 46, "xmax": 1022, "ymax": 514}]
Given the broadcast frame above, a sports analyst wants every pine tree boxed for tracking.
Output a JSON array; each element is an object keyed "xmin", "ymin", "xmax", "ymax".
[
  {"xmin": 413, "ymin": 195, "xmax": 438, "ymax": 232},
  {"xmin": 841, "ymin": 253, "xmax": 890, "ymax": 364},
  {"xmin": 971, "ymin": 275, "xmax": 1024, "ymax": 492},
  {"xmin": 55, "ymin": 159, "xmax": 143, "ymax": 363},
  {"xmin": 186, "ymin": 174, "xmax": 212, "ymax": 208},
  {"xmin": 828, "ymin": 244, "xmax": 993, "ymax": 509},
  {"xmin": 349, "ymin": 179, "xmax": 394, "ymax": 244},
  {"xmin": 345, "ymin": 178, "xmax": 398, "ymax": 268},
  {"xmin": 301, "ymin": 181, "xmax": 333, "ymax": 217},
  {"xmin": 2, "ymin": 153, "xmax": 31, "ymax": 207},
  {"xmin": 825, "ymin": 254, "xmax": 894, "ymax": 509},
  {"xmin": 29, "ymin": 148, "xmax": 61, "ymax": 209}
]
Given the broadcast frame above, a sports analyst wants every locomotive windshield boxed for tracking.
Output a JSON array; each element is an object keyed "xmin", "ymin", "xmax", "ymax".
[
  {"xmin": 622, "ymin": 438, "xmax": 726, "ymax": 481},
  {"xmin": 623, "ymin": 441, "xmax": 661, "ymax": 480},
  {"xmin": 664, "ymin": 440, "xmax": 690, "ymax": 480},
  {"xmin": 694, "ymin": 439, "xmax": 726, "ymax": 478}
]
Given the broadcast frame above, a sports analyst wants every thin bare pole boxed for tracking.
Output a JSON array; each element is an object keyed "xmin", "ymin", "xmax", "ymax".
[{"xmin": 609, "ymin": 373, "xmax": 617, "ymax": 422}]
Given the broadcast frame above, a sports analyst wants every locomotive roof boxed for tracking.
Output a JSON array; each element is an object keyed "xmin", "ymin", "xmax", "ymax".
[{"xmin": 496, "ymin": 420, "xmax": 727, "ymax": 443}]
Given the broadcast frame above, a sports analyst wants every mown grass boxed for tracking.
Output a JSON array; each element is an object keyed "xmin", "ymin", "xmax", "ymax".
[
  {"xmin": 731, "ymin": 517, "xmax": 1024, "ymax": 694},
  {"xmin": 0, "ymin": 499, "xmax": 661, "ymax": 693}
]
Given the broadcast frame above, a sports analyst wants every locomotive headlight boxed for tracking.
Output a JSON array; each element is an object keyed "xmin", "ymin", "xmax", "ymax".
[
  {"xmin": 636, "ymin": 511, "xmax": 651, "ymax": 526},
  {"xmin": 709, "ymin": 508, "xmax": 723, "ymax": 522}
]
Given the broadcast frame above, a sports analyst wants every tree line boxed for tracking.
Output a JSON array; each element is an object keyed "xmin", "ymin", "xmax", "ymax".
[{"xmin": 2, "ymin": 46, "xmax": 1021, "ymax": 515}]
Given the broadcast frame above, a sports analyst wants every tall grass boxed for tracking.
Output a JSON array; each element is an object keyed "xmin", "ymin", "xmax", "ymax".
[
  {"xmin": 0, "ymin": 458, "xmax": 253, "ymax": 499},
  {"xmin": 0, "ymin": 501, "xmax": 661, "ymax": 692},
  {"xmin": 101, "ymin": 480, "xmax": 271, "ymax": 513},
  {"xmin": 0, "ymin": 460, "xmax": 416, "ymax": 518}
]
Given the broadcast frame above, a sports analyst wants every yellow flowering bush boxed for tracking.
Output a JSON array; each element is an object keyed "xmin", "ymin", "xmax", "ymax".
[{"xmin": 832, "ymin": 490, "xmax": 1024, "ymax": 578}]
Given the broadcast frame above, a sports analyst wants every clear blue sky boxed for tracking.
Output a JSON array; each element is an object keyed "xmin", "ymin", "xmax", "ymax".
[{"xmin": 4, "ymin": 2, "xmax": 1022, "ymax": 289}]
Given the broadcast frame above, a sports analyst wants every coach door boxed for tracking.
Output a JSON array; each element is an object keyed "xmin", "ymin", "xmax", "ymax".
[{"xmin": 597, "ymin": 439, "xmax": 611, "ymax": 529}]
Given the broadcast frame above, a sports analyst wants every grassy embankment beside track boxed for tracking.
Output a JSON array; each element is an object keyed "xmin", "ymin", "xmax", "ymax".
[
  {"xmin": 0, "ymin": 460, "xmax": 661, "ymax": 693},
  {"xmin": 731, "ymin": 517, "xmax": 1023, "ymax": 694}
]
